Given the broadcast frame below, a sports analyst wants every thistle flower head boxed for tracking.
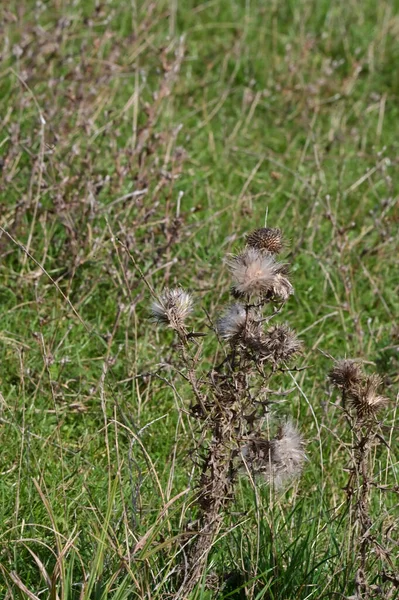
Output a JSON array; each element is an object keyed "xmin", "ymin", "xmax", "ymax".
[
  {"xmin": 217, "ymin": 303, "xmax": 248, "ymax": 340},
  {"xmin": 227, "ymin": 247, "xmax": 288, "ymax": 299},
  {"xmin": 261, "ymin": 323, "xmax": 302, "ymax": 364},
  {"xmin": 246, "ymin": 227, "xmax": 284, "ymax": 254},
  {"xmin": 347, "ymin": 374, "xmax": 389, "ymax": 419},
  {"xmin": 150, "ymin": 287, "xmax": 193, "ymax": 330},
  {"xmin": 242, "ymin": 422, "xmax": 305, "ymax": 488},
  {"xmin": 329, "ymin": 359, "xmax": 363, "ymax": 391}
]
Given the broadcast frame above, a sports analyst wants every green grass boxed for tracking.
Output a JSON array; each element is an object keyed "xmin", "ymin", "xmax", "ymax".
[{"xmin": 0, "ymin": 0, "xmax": 398, "ymax": 597}]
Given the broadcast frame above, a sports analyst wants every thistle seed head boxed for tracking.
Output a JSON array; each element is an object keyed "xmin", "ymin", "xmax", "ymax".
[
  {"xmin": 227, "ymin": 247, "xmax": 286, "ymax": 299},
  {"xmin": 242, "ymin": 422, "xmax": 305, "ymax": 488},
  {"xmin": 150, "ymin": 287, "xmax": 193, "ymax": 330},
  {"xmin": 217, "ymin": 303, "xmax": 249, "ymax": 340},
  {"xmin": 261, "ymin": 324, "xmax": 302, "ymax": 364},
  {"xmin": 271, "ymin": 422, "xmax": 306, "ymax": 485},
  {"xmin": 347, "ymin": 374, "xmax": 389, "ymax": 419},
  {"xmin": 246, "ymin": 228, "xmax": 284, "ymax": 254},
  {"xmin": 271, "ymin": 273, "xmax": 294, "ymax": 301},
  {"xmin": 329, "ymin": 359, "xmax": 363, "ymax": 391}
]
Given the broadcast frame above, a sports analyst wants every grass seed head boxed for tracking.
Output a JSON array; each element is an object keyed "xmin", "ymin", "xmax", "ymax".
[
  {"xmin": 151, "ymin": 287, "xmax": 193, "ymax": 330},
  {"xmin": 246, "ymin": 227, "xmax": 284, "ymax": 254}
]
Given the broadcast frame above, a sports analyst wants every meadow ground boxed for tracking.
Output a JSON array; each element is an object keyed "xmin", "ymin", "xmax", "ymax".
[{"xmin": 0, "ymin": 0, "xmax": 399, "ymax": 598}]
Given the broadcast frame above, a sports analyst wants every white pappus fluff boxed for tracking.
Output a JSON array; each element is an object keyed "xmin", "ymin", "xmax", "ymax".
[{"xmin": 150, "ymin": 287, "xmax": 193, "ymax": 330}]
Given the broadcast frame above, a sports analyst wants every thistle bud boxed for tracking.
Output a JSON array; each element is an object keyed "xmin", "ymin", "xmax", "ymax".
[{"xmin": 246, "ymin": 227, "xmax": 284, "ymax": 254}]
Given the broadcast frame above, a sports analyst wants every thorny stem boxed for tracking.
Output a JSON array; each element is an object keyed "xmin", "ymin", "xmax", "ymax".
[
  {"xmin": 180, "ymin": 300, "xmax": 278, "ymax": 593},
  {"xmin": 346, "ymin": 417, "xmax": 389, "ymax": 599},
  {"xmin": 178, "ymin": 333, "xmax": 208, "ymax": 415},
  {"xmin": 352, "ymin": 424, "xmax": 374, "ymax": 597}
]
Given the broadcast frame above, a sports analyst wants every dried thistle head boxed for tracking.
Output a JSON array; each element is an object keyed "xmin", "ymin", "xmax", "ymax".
[
  {"xmin": 150, "ymin": 287, "xmax": 193, "ymax": 331},
  {"xmin": 217, "ymin": 303, "xmax": 254, "ymax": 341},
  {"xmin": 271, "ymin": 272, "xmax": 294, "ymax": 301},
  {"xmin": 329, "ymin": 359, "xmax": 363, "ymax": 391},
  {"xmin": 227, "ymin": 247, "xmax": 286, "ymax": 299},
  {"xmin": 261, "ymin": 324, "xmax": 302, "ymax": 364},
  {"xmin": 242, "ymin": 422, "xmax": 305, "ymax": 488},
  {"xmin": 347, "ymin": 374, "xmax": 389, "ymax": 419},
  {"xmin": 271, "ymin": 422, "xmax": 306, "ymax": 485},
  {"xmin": 246, "ymin": 227, "xmax": 284, "ymax": 254}
]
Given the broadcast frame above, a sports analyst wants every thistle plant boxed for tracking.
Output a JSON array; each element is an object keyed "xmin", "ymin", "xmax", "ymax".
[
  {"xmin": 329, "ymin": 360, "xmax": 394, "ymax": 598},
  {"xmin": 151, "ymin": 227, "xmax": 305, "ymax": 594}
]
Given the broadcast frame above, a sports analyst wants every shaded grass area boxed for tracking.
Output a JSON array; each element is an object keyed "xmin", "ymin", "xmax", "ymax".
[{"xmin": 0, "ymin": 0, "xmax": 398, "ymax": 597}]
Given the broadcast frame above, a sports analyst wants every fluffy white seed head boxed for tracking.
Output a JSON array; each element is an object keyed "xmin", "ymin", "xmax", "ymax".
[
  {"xmin": 217, "ymin": 303, "xmax": 248, "ymax": 340},
  {"xmin": 270, "ymin": 422, "xmax": 305, "ymax": 486},
  {"xmin": 241, "ymin": 422, "xmax": 305, "ymax": 488},
  {"xmin": 150, "ymin": 287, "xmax": 193, "ymax": 330},
  {"xmin": 227, "ymin": 248, "xmax": 292, "ymax": 300}
]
